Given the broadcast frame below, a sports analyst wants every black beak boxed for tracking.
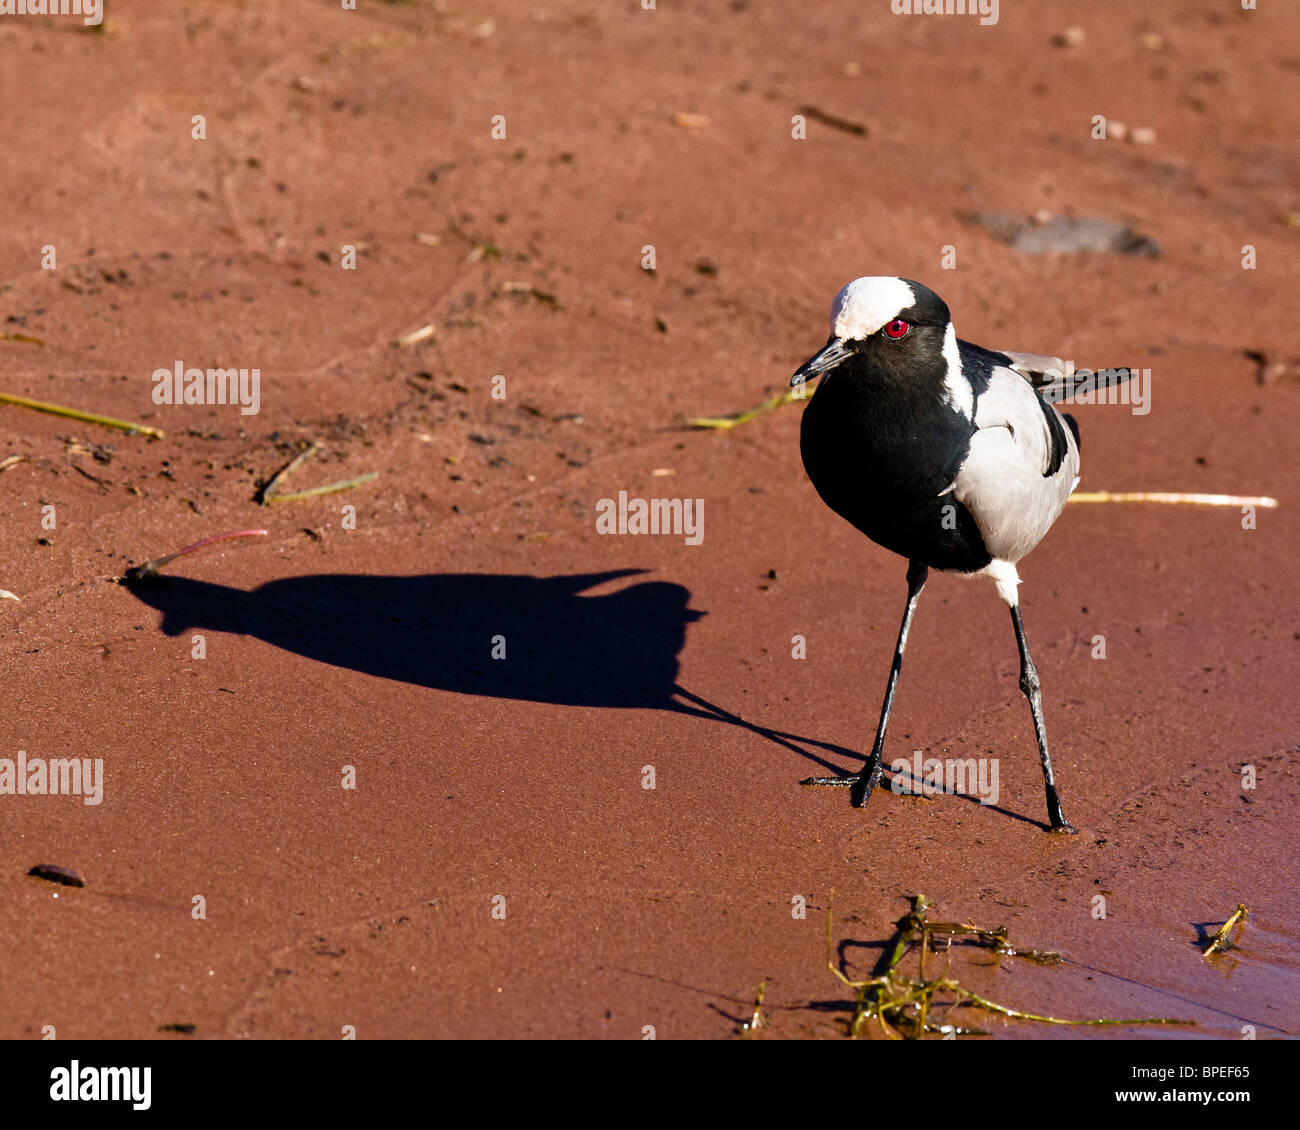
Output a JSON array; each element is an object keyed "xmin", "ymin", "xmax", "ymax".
[{"xmin": 791, "ymin": 336, "xmax": 852, "ymax": 387}]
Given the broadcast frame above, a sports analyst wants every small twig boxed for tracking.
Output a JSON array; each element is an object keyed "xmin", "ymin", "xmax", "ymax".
[
  {"xmin": 69, "ymin": 462, "xmax": 111, "ymax": 487},
  {"xmin": 500, "ymin": 281, "xmax": 562, "ymax": 308},
  {"xmin": 0, "ymin": 589, "xmax": 19, "ymax": 603},
  {"xmin": 123, "ymin": 529, "xmax": 268, "ymax": 583},
  {"xmin": 0, "ymin": 331, "xmax": 45, "ymax": 345},
  {"xmin": 395, "ymin": 323, "xmax": 437, "ymax": 347},
  {"xmin": 798, "ymin": 105, "xmax": 869, "ymax": 137},
  {"xmin": 1069, "ymin": 491, "xmax": 1278, "ymax": 508},
  {"xmin": 0, "ymin": 392, "xmax": 164, "ymax": 439},
  {"xmin": 0, "ymin": 454, "xmax": 26, "ymax": 473},
  {"xmin": 1203, "ymin": 904, "xmax": 1249, "ymax": 958}
]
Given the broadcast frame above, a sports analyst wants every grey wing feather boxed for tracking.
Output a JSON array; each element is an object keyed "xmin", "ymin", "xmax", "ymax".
[{"xmin": 999, "ymin": 349, "xmax": 1138, "ymax": 404}]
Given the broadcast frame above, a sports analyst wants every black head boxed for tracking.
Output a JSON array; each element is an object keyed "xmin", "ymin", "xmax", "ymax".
[{"xmin": 791, "ymin": 276, "xmax": 954, "ymax": 388}]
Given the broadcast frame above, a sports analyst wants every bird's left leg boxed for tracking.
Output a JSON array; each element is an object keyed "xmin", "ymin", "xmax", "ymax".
[
  {"xmin": 802, "ymin": 559, "xmax": 928, "ymax": 807},
  {"xmin": 1009, "ymin": 604, "xmax": 1076, "ymax": 833}
]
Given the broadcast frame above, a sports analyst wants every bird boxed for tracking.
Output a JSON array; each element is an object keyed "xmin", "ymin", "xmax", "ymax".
[{"xmin": 791, "ymin": 276, "xmax": 1133, "ymax": 833}]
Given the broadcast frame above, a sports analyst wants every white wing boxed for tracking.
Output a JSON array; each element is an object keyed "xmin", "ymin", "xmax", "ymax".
[{"xmin": 952, "ymin": 366, "xmax": 1080, "ymax": 565}]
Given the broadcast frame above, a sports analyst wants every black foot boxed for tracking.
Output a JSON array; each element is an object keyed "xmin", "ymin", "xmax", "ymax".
[
  {"xmin": 849, "ymin": 775, "xmax": 874, "ymax": 808},
  {"xmin": 1046, "ymin": 788, "xmax": 1075, "ymax": 834}
]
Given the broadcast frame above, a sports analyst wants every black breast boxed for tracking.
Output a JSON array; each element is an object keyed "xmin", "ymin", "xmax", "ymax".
[{"xmin": 799, "ymin": 367, "xmax": 992, "ymax": 573}]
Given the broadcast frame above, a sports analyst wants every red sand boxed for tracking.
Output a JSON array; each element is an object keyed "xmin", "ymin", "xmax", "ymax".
[{"xmin": 2, "ymin": 0, "xmax": 1297, "ymax": 1039}]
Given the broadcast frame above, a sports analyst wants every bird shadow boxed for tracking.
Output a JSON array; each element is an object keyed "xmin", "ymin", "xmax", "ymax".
[
  {"xmin": 882, "ymin": 765, "xmax": 1046, "ymax": 830},
  {"xmin": 121, "ymin": 567, "xmax": 856, "ymax": 773}
]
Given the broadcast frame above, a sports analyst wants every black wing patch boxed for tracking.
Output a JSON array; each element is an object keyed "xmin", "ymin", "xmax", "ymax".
[
  {"xmin": 1062, "ymin": 412, "xmax": 1080, "ymax": 451},
  {"xmin": 1035, "ymin": 391, "xmax": 1069, "ymax": 477},
  {"xmin": 955, "ymin": 339, "xmax": 1006, "ymax": 400}
]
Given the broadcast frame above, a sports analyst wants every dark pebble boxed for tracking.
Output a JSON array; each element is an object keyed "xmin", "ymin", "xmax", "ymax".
[{"xmin": 28, "ymin": 864, "xmax": 84, "ymax": 888}]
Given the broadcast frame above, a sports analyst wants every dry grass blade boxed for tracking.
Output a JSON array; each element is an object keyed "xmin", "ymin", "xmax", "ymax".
[
  {"xmin": 258, "ymin": 441, "xmax": 377, "ymax": 505},
  {"xmin": 688, "ymin": 388, "xmax": 807, "ymax": 430},
  {"xmin": 1069, "ymin": 491, "xmax": 1278, "ymax": 508},
  {"xmin": 258, "ymin": 443, "xmax": 322, "ymax": 504},
  {"xmin": 0, "ymin": 392, "xmax": 163, "ymax": 438},
  {"xmin": 263, "ymin": 472, "xmax": 378, "ymax": 504}
]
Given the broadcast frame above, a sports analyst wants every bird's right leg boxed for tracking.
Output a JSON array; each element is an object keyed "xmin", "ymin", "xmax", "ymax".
[
  {"xmin": 1009, "ymin": 604, "xmax": 1076, "ymax": 833},
  {"xmin": 802, "ymin": 560, "xmax": 928, "ymax": 807}
]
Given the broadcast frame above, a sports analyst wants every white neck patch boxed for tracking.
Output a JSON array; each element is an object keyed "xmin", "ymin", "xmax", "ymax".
[
  {"xmin": 941, "ymin": 322, "xmax": 973, "ymax": 418},
  {"xmin": 830, "ymin": 276, "xmax": 916, "ymax": 340}
]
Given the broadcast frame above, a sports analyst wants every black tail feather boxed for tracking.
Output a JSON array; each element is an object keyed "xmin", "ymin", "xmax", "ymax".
[{"xmin": 1039, "ymin": 365, "xmax": 1137, "ymax": 404}]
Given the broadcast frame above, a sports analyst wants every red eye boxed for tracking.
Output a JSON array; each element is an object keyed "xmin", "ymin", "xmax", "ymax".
[{"xmin": 884, "ymin": 319, "xmax": 910, "ymax": 339}]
